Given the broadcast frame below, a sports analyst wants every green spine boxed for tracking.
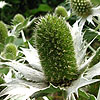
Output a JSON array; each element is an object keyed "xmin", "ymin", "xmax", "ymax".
[
  {"xmin": 4, "ymin": 43, "xmax": 17, "ymax": 60},
  {"xmin": 35, "ymin": 14, "xmax": 78, "ymax": 85},
  {"xmin": 70, "ymin": 0, "xmax": 92, "ymax": 17},
  {"xmin": 13, "ymin": 14, "xmax": 25, "ymax": 25},
  {"xmin": 55, "ymin": 6, "xmax": 68, "ymax": 17},
  {"xmin": 0, "ymin": 21, "xmax": 8, "ymax": 44}
]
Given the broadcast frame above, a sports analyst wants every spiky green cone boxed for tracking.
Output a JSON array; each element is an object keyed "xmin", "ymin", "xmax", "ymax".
[
  {"xmin": 13, "ymin": 14, "xmax": 25, "ymax": 25},
  {"xmin": 55, "ymin": 6, "xmax": 68, "ymax": 17},
  {"xmin": 70, "ymin": 0, "xmax": 92, "ymax": 18},
  {"xmin": 3, "ymin": 43, "xmax": 17, "ymax": 60},
  {"xmin": 35, "ymin": 14, "xmax": 78, "ymax": 86},
  {"xmin": 0, "ymin": 21, "xmax": 8, "ymax": 44}
]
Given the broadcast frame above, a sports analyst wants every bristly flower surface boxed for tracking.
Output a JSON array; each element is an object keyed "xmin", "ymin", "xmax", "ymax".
[
  {"xmin": 0, "ymin": 21, "xmax": 8, "ymax": 44},
  {"xmin": 70, "ymin": 0, "xmax": 92, "ymax": 18},
  {"xmin": 35, "ymin": 14, "xmax": 78, "ymax": 86}
]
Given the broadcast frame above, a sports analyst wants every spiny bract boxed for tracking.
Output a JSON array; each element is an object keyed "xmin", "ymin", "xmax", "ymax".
[
  {"xmin": 13, "ymin": 14, "xmax": 25, "ymax": 25},
  {"xmin": 3, "ymin": 43, "xmax": 17, "ymax": 60},
  {"xmin": 35, "ymin": 14, "xmax": 78, "ymax": 86},
  {"xmin": 0, "ymin": 21, "xmax": 8, "ymax": 44},
  {"xmin": 55, "ymin": 6, "xmax": 68, "ymax": 17},
  {"xmin": 70, "ymin": 0, "xmax": 92, "ymax": 17}
]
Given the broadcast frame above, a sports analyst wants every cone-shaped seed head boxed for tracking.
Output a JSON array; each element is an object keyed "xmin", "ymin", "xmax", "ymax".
[
  {"xmin": 0, "ymin": 21, "xmax": 8, "ymax": 44},
  {"xmin": 13, "ymin": 14, "xmax": 25, "ymax": 25},
  {"xmin": 35, "ymin": 14, "xmax": 78, "ymax": 86},
  {"xmin": 4, "ymin": 43, "xmax": 17, "ymax": 60},
  {"xmin": 70, "ymin": 0, "xmax": 92, "ymax": 17},
  {"xmin": 55, "ymin": 6, "xmax": 68, "ymax": 17}
]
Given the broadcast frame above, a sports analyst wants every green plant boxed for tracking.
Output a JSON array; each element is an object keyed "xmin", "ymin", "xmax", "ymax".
[
  {"xmin": 0, "ymin": 21, "xmax": 8, "ymax": 44},
  {"xmin": 2, "ymin": 43, "xmax": 17, "ymax": 60},
  {"xmin": 55, "ymin": 6, "xmax": 68, "ymax": 17},
  {"xmin": 70, "ymin": 0, "xmax": 92, "ymax": 17},
  {"xmin": 35, "ymin": 14, "xmax": 78, "ymax": 85},
  {"xmin": 13, "ymin": 13, "xmax": 25, "ymax": 25},
  {"xmin": 0, "ymin": 0, "xmax": 100, "ymax": 100}
]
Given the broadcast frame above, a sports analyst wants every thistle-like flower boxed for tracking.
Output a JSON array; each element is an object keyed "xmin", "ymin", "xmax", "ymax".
[
  {"xmin": 0, "ymin": 14, "xmax": 100, "ymax": 100},
  {"xmin": 0, "ymin": 21, "xmax": 8, "ymax": 44},
  {"xmin": 35, "ymin": 14, "xmax": 78, "ymax": 86},
  {"xmin": 13, "ymin": 14, "xmax": 25, "ymax": 25},
  {"xmin": 1, "ymin": 43, "xmax": 17, "ymax": 60},
  {"xmin": 70, "ymin": 0, "xmax": 92, "ymax": 18},
  {"xmin": 55, "ymin": 6, "xmax": 68, "ymax": 17},
  {"xmin": 70, "ymin": 0, "xmax": 100, "ymax": 28}
]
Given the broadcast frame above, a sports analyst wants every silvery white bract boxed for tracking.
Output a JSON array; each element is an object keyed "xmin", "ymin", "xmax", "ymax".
[{"xmin": 0, "ymin": 1, "xmax": 10, "ymax": 8}]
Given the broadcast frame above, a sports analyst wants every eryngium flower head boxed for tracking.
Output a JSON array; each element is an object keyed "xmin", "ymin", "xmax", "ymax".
[
  {"xmin": 0, "ymin": 21, "xmax": 8, "ymax": 44},
  {"xmin": 35, "ymin": 14, "xmax": 78, "ymax": 86},
  {"xmin": 13, "ymin": 14, "xmax": 25, "ymax": 25},
  {"xmin": 55, "ymin": 6, "xmax": 68, "ymax": 17},
  {"xmin": 70, "ymin": 0, "xmax": 92, "ymax": 18},
  {"xmin": 3, "ymin": 43, "xmax": 17, "ymax": 60}
]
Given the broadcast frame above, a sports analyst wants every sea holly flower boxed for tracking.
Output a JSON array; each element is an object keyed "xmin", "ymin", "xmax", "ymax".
[
  {"xmin": 12, "ymin": 14, "xmax": 25, "ymax": 25},
  {"xmin": 9, "ymin": 16, "xmax": 36, "ymax": 38},
  {"xmin": 0, "ymin": 14, "xmax": 100, "ymax": 100},
  {"xmin": 1, "ymin": 43, "xmax": 18, "ymax": 60},
  {"xmin": 70, "ymin": 0, "xmax": 92, "ymax": 18},
  {"xmin": 54, "ymin": 6, "xmax": 68, "ymax": 17},
  {"xmin": 0, "ymin": 21, "xmax": 8, "ymax": 44},
  {"xmin": 70, "ymin": 0, "xmax": 100, "ymax": 28}
]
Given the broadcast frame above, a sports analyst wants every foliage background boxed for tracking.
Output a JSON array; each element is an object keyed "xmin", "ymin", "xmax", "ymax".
[{"xmin": 0, "ymin": 0, "xmax": 65, "ymax": 24}]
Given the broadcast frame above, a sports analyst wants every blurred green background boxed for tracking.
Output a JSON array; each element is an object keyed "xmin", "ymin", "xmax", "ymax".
[
  {"xmin": 1, "ymin": 0, "xmax": 100, "ymax": 24},
  {"xmin": 0, "ymin": 0, "xmax": 66, "ymax": 24}
]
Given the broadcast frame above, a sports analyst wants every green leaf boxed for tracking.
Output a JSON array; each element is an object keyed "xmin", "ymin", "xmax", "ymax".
[
  {"xmin": 5, "ymin": 36, "xmax": 15, "ymax": 44},
  {"xmin": 0, "ymin": 43, "xmax": 4, "ymax": 53},
  {"xmin": 29, "ymin": 4, "xmax": 52, "ymax": 15},
  {"xmin": 91, "ymin": 0, "xmax": 100, "ymax": 5},
  {"xmin": 31, "ymin": 84, "xmax": 63, "ymax": 99},
  {"xmin": 84, "ymin": 29, "xmax": 98, "ymax": 42},
  {"xmin": 0, "ymin": 68, "xmax": 9, "ymax": 75},
  {"xmin": 88, "ymin": 94, "xmax": 96, "ymax": 100},
  {"xmin": 78, "ymin": 89, "xmax": 97, "ymax": 100},
  {"xmin": 38, "ymin": 4, "xmax": 52, "ymax": 12},
  {"xmin": 78, "ymin": 89, "xmax": 89, "ymax": 99},
  {"xmin": 0, "ymin": 77, "xmax": 5, "ymax": 84},
  {"xmin": 14, "ymin": 38, "xmax": 23, "ymax": 46}
]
